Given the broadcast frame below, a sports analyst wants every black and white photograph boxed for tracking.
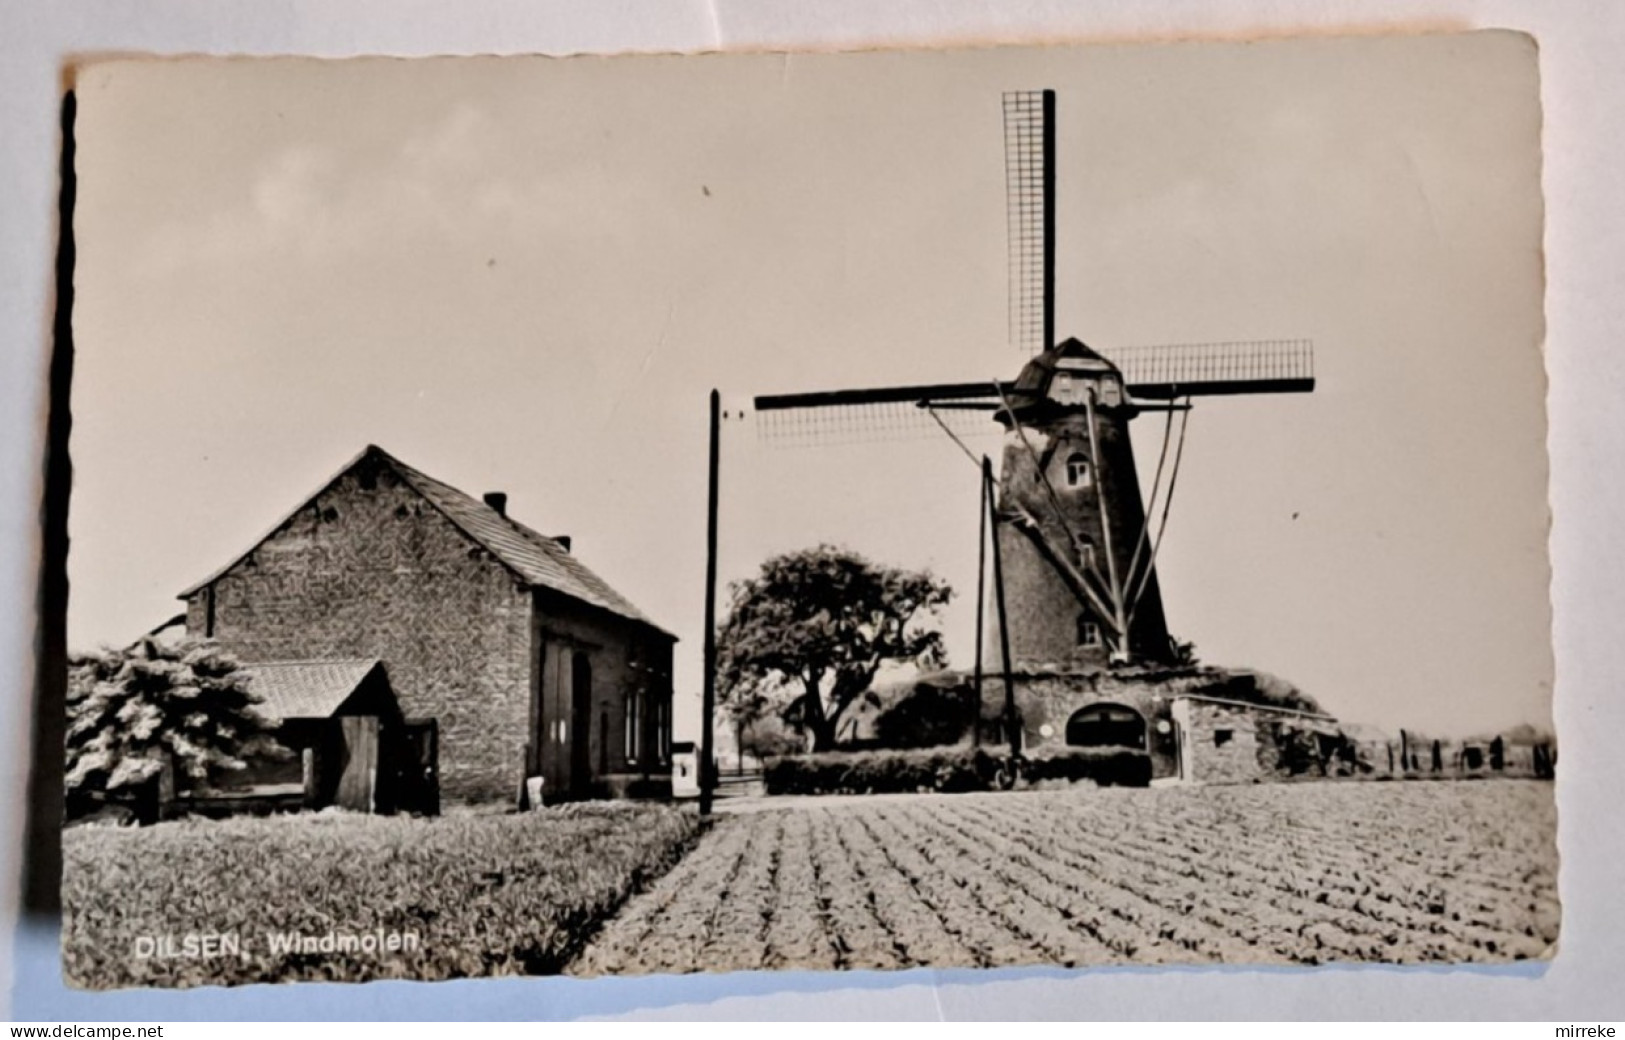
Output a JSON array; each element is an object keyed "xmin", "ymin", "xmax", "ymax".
[{"xmin": 56, "ymin": 34, "xmax": 1556, "ymax": 990}]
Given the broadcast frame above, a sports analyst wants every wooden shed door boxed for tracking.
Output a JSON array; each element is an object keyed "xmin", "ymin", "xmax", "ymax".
[{"xmin": 337, "ymin": 716, "xmax": 380, "ymax": 812}]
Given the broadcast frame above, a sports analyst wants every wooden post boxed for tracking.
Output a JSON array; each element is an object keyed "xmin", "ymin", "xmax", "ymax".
[
  {"xmin": 155, "ymin": 756, "xmax": 175, "ymax": 822},
  {"xmin": 985, "ymin": 457, "xmax": 1019, "ymax": 760},
  {"xmin": 301, "ymin": 747, "xmax": 317, "ymax": 808},
  {"xmin": 700, "ymin": 390, "xmax": 721, "ymax": 816}
]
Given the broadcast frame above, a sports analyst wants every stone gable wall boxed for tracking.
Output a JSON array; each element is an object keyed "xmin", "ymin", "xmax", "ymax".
[{"xmin": 183, "ymin": 455, "xmax": 531, "ymax": 805}]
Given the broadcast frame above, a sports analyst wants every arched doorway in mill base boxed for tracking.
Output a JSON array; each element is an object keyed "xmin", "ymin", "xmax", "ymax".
[{"xmin": 1065, "ymin": 702, "xmax": 1148, "ymax": 750}]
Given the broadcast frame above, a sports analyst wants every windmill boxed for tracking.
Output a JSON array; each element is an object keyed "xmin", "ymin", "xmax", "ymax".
[{"xmin": 699, "ymin": 90, "xmax": 1315, "ymax": 803}]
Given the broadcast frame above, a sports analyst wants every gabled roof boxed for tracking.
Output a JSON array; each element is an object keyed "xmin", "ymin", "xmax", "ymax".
[
  {"xmin": 179, "ymin": 445, "xmax": 671, "ymax": 637},
  {"xmin": 240, "ymin": 659, "xmax": 384, "ymax": 720}
]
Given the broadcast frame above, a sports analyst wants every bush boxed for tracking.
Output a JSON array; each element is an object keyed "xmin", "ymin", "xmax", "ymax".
[
  {"xmin": 764, "ymin": 746, "xmax": 998, "ymax": 795},
  {"xmin": 738, "ymin": 718, "xmax": 806, "ymax": 760},
  {"xmin": 66, "ymin": 638, "xmax": 288, "ymax": 820},
  {"xmin": 872, "ymin": 677, "xmax": 977, "ymax": 749},
  {"xmin": 1021, "ymin": 746, "xmax": 1152, "ymax": 788}
]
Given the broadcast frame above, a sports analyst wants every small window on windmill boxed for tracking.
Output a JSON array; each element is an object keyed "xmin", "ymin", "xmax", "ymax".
[
  {"xmin": 1076, "ymin": 616, "xmax": 1103, "ymax": 648},
  {"xmin": 1053, "ymin": 372, "xmax": 1075, "ymax": 402},
  {"xmin": 1077, "ymin": 540, "xmax": 1097, "ymax": 571},
  {"xmin": 1214, "ymin": 728, "xmax": 1234, "ymax": 747},
  {"xmin": 1065, "ymin": 453, "xmax": 1092, "ymax": 489}
]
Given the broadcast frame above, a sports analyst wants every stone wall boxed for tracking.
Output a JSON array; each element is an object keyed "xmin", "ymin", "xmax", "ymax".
[
  {"xmin": 184, "ymin": 452, "xmax": 532, "ymax": 805},
  {"xmin": 1172, "ymin": 698, "xmax": 1272, "ymax": 784}
]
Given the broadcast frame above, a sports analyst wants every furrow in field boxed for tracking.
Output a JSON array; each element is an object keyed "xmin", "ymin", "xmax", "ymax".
[
  {"xmin": 572, "ymin": 816, "xmax": 751, "ymax": 975},
  {"xmin": 837, "ymin": 806, "xmax": 981, "ymax": 968},
  {"xmin": 880, "ymin": 801, "xmax": 1089, "ymax": 966},
  {"xmin": 1104, "ymin": 807, "xmax": 1526, "ymax": 962},
  {"xmin": 850, "ymin": 805, "xmax": 1024, "ymax": 968},
  {"xmin": 595, "ymin": 814, "xmax": 755, "ymax": 974},
  {"xmin": 807, "ymin": 808, "xmax": 903, "ymax": 971},
  {"xmin": 952, "ymin": 800, "xmax": 1252, "ymax": 963},
  {"xmin": 762, "ymin": 809, "xmax": 841, "ymax": 972},
  {"xmin": 692, "ymin": 812, "xmax": 782, "ymax": 972},
  {"xmin": 901, "ymin": 801, "xmax": 1167, "ymax": 966}
]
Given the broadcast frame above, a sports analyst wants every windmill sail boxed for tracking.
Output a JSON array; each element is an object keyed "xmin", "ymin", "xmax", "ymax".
[
  {"xmin": 1108, "ymin": 340, "xmax": 1315, "ymax": 398},
  {"xmin": 753, "ymin": 339, "xmax": 1315, "ymax": 445},
  {"xmin": 1004, "ymin": 89, "xmax": 1054, "ymax": 356},
  {"xmin": 751, "ymin": 89, "xmax": 1313, "ymax": 449}
]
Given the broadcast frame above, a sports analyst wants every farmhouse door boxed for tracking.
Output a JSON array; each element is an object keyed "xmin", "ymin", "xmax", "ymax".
[
  {"xmin": 392, "ymin": 719, "xmax": 439, "ymax": 816},
  {"xmin": 337, "ymin": 715, "xmax": 380, "ymax": 812},
  {"xmin": 570, "ymin": 650, "xmax": 593, "ymax": 796}
]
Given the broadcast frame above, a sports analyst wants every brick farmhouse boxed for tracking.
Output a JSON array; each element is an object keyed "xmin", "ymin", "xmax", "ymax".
[{"xmin": 179, "ymin": 445, "xmax": 675, "ymax": 809}]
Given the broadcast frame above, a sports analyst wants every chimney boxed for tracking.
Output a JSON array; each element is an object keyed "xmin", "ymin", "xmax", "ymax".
[
  {"xmin": 552, "ymin": 535, "xmax": 572, "ymax": 553},
  {"xmin": 483, "ymin": 492, "xmax": 507, "ymax": 517}
]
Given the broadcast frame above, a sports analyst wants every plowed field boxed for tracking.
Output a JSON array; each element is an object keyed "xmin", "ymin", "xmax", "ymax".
[{"xmin": 573, "ymin": 781, "xmax": 1558, "ymax": 973}]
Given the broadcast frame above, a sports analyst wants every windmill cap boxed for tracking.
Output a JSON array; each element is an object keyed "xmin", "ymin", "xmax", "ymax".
[{"xmin": 1011, "ymin": 337, "xmax": 1122, "ymax": 397}]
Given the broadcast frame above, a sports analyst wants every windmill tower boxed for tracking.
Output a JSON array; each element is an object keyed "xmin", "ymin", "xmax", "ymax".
[
  {"xmin": 993, "ymin": 337, "xmax": 1174, "ymax": 671},
  {"xmin": 744, "ymin": 89, "xmax": 1316, "ymax": 770}
]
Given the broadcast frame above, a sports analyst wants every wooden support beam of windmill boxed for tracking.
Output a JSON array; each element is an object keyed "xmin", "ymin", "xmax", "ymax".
[{"xmin": 1006, "ymin": 508, "xmax": 1126, "ymax": 648}]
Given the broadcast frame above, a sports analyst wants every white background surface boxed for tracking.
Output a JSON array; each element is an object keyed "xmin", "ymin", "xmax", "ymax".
[{"xmin": 3, "ymin": 0, "xmax": 1622, "ymax": 1021}]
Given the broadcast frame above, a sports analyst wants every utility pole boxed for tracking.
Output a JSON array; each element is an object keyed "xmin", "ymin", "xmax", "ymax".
[
  {"xmin": 699, "ymin": 390, "xmax": 721, "ymax": 816},
  {"xmin": 972, "ymin": 468, "xmax": 987, "ymax": 748}
]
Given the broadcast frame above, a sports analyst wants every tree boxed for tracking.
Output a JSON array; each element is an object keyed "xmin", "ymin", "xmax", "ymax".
[
  {"xmin": 717, "ymin": 545, "xmax": 953, "ymax": 752},
  {"xmin": 66, "ymin": 637, "xmax": 289, "ymax": 813},
  {"xmin": 1168, "ymin": 637, "xmax": 1200, "ymax": 667}
]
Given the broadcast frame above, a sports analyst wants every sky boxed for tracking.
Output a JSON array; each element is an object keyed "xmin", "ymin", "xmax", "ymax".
[{"xmin": 67, "ymin": 34, "xmax": 1550, "ymax": 739}]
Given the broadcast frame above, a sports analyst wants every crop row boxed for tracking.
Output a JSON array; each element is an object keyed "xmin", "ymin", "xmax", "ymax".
[
  {"xmin": 573, "ymin": 781, "xmax": 1558, "ymax": 974},
  {"xmin": 63, "ymin": 803, "xmax": 700, "ymax": 989}
]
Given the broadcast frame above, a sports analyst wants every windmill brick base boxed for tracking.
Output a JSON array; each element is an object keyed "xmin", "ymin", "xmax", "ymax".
[{"xmin": 972, "ymin": 664, "xmax": 1344, "ymax": 785}]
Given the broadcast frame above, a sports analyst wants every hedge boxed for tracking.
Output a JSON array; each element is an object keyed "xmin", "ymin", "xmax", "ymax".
[
  {"xmin": 763, "ymin": 746, "xmax": 999, "ymax": 795},
  {"xmin": 1020, "ymin": 745, "xmax": 1152, "ymax": 788},
  {"xmin": 763, "ymin": 744, "xmax": 1153, "ymax": 795}
]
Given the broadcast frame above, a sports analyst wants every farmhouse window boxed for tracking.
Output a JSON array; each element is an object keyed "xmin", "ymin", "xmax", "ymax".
[
  {"xmin": 1214, "ymin": 728, "xmax": 1234, "ymax": 747},
  {"xmin": 625, "ymin": 690, "xmax": 642, "ymax": 762},
  {"xmin": 655, "ymin": 699, "xmax": 669, "ymax": 764},
  {"xmin": 1065, "ymin": 453, "xmax": 1092, "ymax": 489}
]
